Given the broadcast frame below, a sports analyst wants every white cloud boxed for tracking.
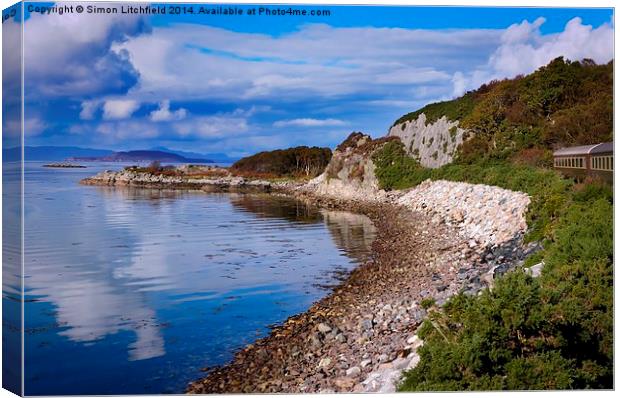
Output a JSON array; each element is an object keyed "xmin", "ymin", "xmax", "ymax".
[
  {"xmin": 103, "ymin": 99, "xmax": 140, "ymax": 120},
  {"xmin": 80, "ymin": 100, "xmax": 101, "ymax": 120},
  {"xmin": 172, "ymin": 114, "xmax": 249, "ymax": 138},
  {"xmin": 24, "ymin": 117, "xmax": 48, "ymax": 136},
  {"xmin": 451, "ymin": 72, "xmax": 467, "ymax": 98},
  {"xmin": 81, "ymin": 107, "xmax": 254, "ymax": 145},
  {"xmin": 452, "ymin": 17, "xmax": 614, "ymax": 96},
  {"xmin": 149, "ymin": 100, "xmax": 187, "ymax": 122},
  {"xmin": 95, "ymin": 120, "xmax": 160, "ymax": 141},
  {"xmin": 273, "ymin": 118, "xmax": 347, "ymax": 128},
  {"xmin": 3, "ymin": 117, "xmax": 47, "ymax": 137},
  {"xmin": 112, "ymin": 23, "xmax": 500, "ymax": 103},
  {"xmin": 23, "ymin": 2, "xmax": 147, "ymax": 98}
]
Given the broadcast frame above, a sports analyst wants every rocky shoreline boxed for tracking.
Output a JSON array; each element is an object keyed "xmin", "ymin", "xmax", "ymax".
[
  {"xmin": 80, "ymin": 168, "xmax": 535, "ymax": 393},
  {"xmin": 80, "ymin": 167, "xmax": 293, "ymax": 192}
]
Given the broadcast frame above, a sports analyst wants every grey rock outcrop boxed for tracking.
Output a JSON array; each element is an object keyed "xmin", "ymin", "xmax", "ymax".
[
  {"xmin": 388, "ymin": 113, "xmax": 467, "ymax": 168},
  {"xmin": 306, "ymin": 133, "xmax": 391, "ymax": 202}
]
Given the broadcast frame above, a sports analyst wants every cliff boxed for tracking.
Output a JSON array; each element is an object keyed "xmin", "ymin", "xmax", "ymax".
[
  {"xmin": 307, "ymin": 133, "xmax": 395, "ymax": 201},
  {"xmin": 388, "ymin": 114, "xmax": 467, "ymax": 168}
]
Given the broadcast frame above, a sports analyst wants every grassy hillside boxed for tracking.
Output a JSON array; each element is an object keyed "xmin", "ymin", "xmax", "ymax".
[
  {"xmin": 393, "ymin": 57, "xmax": 612, "ymax": 165},
  {"xmin": 381, "ymin": 58, "xmax": 613, "ymax": 390}
]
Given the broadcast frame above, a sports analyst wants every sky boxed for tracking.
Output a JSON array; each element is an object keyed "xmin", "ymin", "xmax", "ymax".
[{"xmin": 2, "ymin": 2, "xmax": 614, "ymax": 157}]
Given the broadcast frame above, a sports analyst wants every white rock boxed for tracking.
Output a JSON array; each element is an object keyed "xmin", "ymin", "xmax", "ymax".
[
  {"xmin": 346, "ymin": 366, "xmax": 362, "ymax": 377},
  {"xmin": 317, "ymin": 323, "xmax": 332, "ymax": 333}
]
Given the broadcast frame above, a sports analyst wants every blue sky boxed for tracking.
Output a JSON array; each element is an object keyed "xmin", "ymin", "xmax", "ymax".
[{"xmin": 4, "ymin": 2, "xmax": 614, "ymax": 157}]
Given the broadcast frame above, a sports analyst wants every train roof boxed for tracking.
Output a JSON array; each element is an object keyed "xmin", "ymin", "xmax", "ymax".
[{"xmin": 553, "ymin": 142, "xmax": 613, "ymax": 156}]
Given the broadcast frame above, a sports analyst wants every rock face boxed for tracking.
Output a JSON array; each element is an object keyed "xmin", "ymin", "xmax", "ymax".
[
  {"xmin": 388, "ymin": 113, "xmax": 468, "ymax": 168},
  {"xmin": 306, "ymin": 133, "xmax": 392, "ymax": 202}
]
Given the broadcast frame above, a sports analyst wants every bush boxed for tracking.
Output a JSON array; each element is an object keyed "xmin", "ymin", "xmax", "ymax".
[
  {"xmin": 398, "ymin": 176, "xmax": 613, "ymax": 391},
  {"xmin": 393, "ymin": 58, "xmax": 613, "ymax": 162},
  {"xmin": 389, "ymin": 57, "xmax": 613, "ymax": 392},
  {"xmin": 231, "ymin": 146, "xmax": 332, "ymax": 178},
  {"xmin": 393, "ymin": 92, "xmax": 477, "ymax": 126},
  {"xmin": 371, "ymin": 140, "xmax": 430, "ymax": 190}
]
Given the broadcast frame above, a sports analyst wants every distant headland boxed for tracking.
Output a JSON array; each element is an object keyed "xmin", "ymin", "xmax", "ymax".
[{"xmin": 68, "ymin": 150, "xmax": 214, "ymax": 164}]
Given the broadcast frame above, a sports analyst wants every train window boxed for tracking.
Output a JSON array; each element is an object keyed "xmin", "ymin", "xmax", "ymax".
[{"xmin": 592, "ymin": 155, "xmax": 613, "ymax": 171}]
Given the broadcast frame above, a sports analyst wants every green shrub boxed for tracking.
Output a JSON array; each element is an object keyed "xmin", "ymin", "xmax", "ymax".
[
  {"xmin": 371, "ymin": 141, "xmax": 430, "ymax": 190},
  {"xmin": 393, "ymin": 92, "xmax": 477, "ymax": 126},
  {"xmin": 391, "ymin": 58, "xmax": 612, "ymax": 391},
  {"xmin": 231, "ymin": 146, "xmax": 332, "ymax": 178},
  {"xmin": 420, "ymin": 297, "xmax": 436, "ymax": 310},
  {"xmin": 398, "ymin": 178, "xmax": 612, "ymax": 391},
  {"xmin": 393, "ymin": 58, "xmax": 612, "ymax": 160}
]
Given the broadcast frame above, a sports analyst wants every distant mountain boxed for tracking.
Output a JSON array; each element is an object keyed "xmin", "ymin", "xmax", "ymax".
[
  {"xmin": 150, "ymin": 146, "xmax": 238, "ymax": 163},
  {"xmin": 69, "ymin": 150, "xmax": 213, "ymax": 163},
  {"xmin": 3, "ymin": 145, "xmax": 234, "ymax": 163},
  {"xmin": 3, "ymin": 146, "xmax": 114, "ymax": 162}
]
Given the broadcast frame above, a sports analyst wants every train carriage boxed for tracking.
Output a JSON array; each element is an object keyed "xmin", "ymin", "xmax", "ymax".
[{"xmin": 553, "ymin": 142, "xmax": 613, "ymax": 183}]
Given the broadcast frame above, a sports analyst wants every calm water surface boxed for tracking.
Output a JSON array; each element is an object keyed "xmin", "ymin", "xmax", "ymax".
[{"xmin": 20, "ymin": 162, "xmax": 376, "ymax": 395}]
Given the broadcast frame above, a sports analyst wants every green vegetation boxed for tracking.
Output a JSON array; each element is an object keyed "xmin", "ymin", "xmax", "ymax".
[
  {"xmin": 231, "ymin": 146, "xmax": 332, "ymax": 178},
  {"xmin": 372, "ymin": 140, "xmax": 429, "ymax": 190},
  {"xmin": 449, "ymin": 126, "xmax": 458, "ymax": 142},
  {"xmin": 393, "ymin": 92, "xmax": 477, "ymax": 125},
  {"xmin": 420, "ymin": 297, "xmax": 436, "ymax": 310},
  {"xmin": 392, "ymin": 58, "xmax": 612, "ymax": 165},
  {"xmin": 377, "ymin": 57, "xmax": 614, "ymax": 390},
  {"xmin": 399, "ymin": 181, "xmax": 612, "ymax": 390}
]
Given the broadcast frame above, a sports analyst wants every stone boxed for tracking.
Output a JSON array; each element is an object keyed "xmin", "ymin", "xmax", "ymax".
[
  {"xmin": 525, "ymin": 261, "xmax": 544, "ymax": 277},
  {"xmin": 334, "ymin": 377, "xmax": 356, "ymax": 390},
  {"xmin": 317, "ymin": 323, "xmax": 332, "ymax": 334},
  {"xmin": 346, "ymin": 366, "xmax": 361, "ymax": 377},
  {"xmin": 408, "ymin": 354, "xmax": 421, "ymax": 369},
  {"xmin": 360, "ymin": 319, "xmax": 373, "ymax": 331},
  {"xmin": 318, "ymin": 358, "xmax": 332, "ymax": 368},
  {"xmin": 309, "ymin": 333, "xmax": 323, "ymax": 349},
  {"xmin": 392, "ymin": 357, "xmax": 410, "ymax": 370},
  {"xmin": 406, "ymin": 335, "xmax": 421, "ymax": 346},
  {"xmin": 360, "ymin": 359, "xmax": 372, "ymax": 368}
]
